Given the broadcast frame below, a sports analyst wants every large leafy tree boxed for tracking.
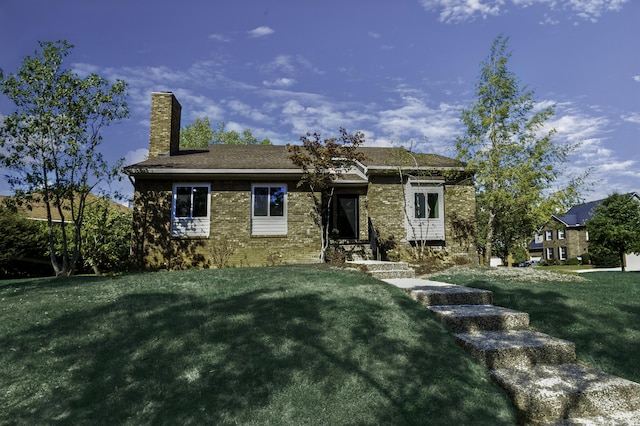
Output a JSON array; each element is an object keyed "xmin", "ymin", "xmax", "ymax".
[
  {"xmin": 287, "ymin": 129, "xmax": 365, "ymax": 262},
  {"xmin": 0, "ymin": 40, "xmax": 129, "ymax": 277},
  {"xmin": 456, "ymin": 35, "xmax": 585, "ymax": 265},
  {"xmin": 180, "ymin": 119, "xmax": 271, "ymax": 148},
  {"xmin": 179, "ymin": 117, "xmax": 214, "ymax": 149},
  {"xmin": 586, "ymin": 193, "xmax": 640, "ymax": 272}
]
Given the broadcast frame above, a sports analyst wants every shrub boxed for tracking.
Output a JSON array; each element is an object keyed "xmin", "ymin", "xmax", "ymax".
[
  {"xmin": 564, "ymin": 257, "xmax": 580, "ymax": 266},
  {"xmin": 210, "ymin": 236, "xmax": 236, "ymax": 268},
  {"xmin": 590, "ymin": 245, "xmax": 620, "ymax": 268},
  {"xmin": 579, "ymin": 252, "xmax": 591, "ymax": 265}
]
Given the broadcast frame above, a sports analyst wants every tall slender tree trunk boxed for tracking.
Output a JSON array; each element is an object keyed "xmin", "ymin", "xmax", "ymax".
[{"xmin": 484, "ymin": 208, "xmax": 496, "ymax": 266}]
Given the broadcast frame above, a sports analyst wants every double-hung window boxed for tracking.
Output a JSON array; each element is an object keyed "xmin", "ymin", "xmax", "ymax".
[
  {"xmin": 414, "ymin": 192, "xmax": 440, "ymax": 219},
  {"xmin": 545, "ymin": 230, "xmax": 553, "ymax": 241},
  {"xmin": 251, "ymin": 184, "xmax": 287, "ymax": 235},
  {"xmin": 557, "ymin": 229, "xmax": 566, "ymax": 240},
  {"xmin": 559, "ymin": 247, "xmax": 568, "ymax": 261},
  {"xmin": 171, "ymin": 184, "xmax": 210, "ymax": 237},
  {"xmin": 546, "ymin": 247, "xmax": 554, "ymax": 260}
]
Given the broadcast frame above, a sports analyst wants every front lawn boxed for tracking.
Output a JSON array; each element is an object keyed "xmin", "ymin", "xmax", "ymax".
[
  {"xmin": 432, "ymin": 267, "xmax": 640, "ymax": 383},
  {"xmin": 0, "ymin": 266, "xmax": 515, "ymax": 425}
]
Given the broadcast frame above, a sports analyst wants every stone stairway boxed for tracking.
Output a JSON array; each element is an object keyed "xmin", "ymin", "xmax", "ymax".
[
  {"xmin": 384, "ymin": 277, "xmax": 640, "ymax": 425},
  {"xmin": 348, "ymin": 260, "xmax": 415, "ymax": 280}
]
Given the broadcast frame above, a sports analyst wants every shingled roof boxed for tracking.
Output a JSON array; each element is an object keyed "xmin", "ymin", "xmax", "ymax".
[
  {"xmin": 552, "ymin": 199, "xmax": 603, "ymax": 227},
  {"xmin": 124, "ymin": 145, "xmax": 466, "ymax": 176}
]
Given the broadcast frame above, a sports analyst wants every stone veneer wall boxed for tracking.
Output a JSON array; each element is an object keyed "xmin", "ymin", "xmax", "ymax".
[
  {"xmin": 443, "ymin": 184, "xmax": 478, "ymax": 262},
  {"xmin": 366, "ymin": 175, "xmax": 407, "ymax": 245},
  {"xmin": 131, "ymin": 178, "xmax": 321, "ymax": 269}
]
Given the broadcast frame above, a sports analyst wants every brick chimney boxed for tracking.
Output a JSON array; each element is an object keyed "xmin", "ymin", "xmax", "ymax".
[{"xmin": 148, "ymin": 92, "xmax": 181, "ymax": 158}]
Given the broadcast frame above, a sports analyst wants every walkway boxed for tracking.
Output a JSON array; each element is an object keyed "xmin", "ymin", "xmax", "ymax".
[{"xmin": 352, "ymin": 261, "xmax": 640, "ymax": 425}]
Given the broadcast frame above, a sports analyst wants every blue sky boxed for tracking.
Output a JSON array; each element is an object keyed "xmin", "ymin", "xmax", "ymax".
[{"xmin": 1, "ymin": 0, "xmax": 638, "ymax": 202}]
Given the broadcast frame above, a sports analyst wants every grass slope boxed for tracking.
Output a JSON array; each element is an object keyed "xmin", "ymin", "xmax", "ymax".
[
  {"xmin": 432, "ymin": 267, "xmax": 640, "ymax": 384},
  {"xmin": 0, "ymin": 266, "xmax": 515, "ymax": 425}
]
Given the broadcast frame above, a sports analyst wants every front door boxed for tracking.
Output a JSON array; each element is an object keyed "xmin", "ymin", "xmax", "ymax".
[{"xmin": 333, "ymin": 195, "xmax": 359, "ymax": 239}]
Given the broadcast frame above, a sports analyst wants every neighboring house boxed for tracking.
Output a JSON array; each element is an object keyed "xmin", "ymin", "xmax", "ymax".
[
  {"xmin": 0, "ymin": 194, "xmax": 130, "ymax": 223},
  {"xmin": 534, "ymin": 193, "xmax": 640, "ymax": 264},
  {"xmin": 124, "ymin": 92, "xmax": 478, "ymax": 269},
  {"xmin": 535, "ymin": 199, "xmax": 603, "ymax": 263}
]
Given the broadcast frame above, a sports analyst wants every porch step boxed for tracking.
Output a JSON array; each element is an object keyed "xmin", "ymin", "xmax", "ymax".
[
  {"xmin": 455, "ymin": 330, "xmax": 576, "ymax": 369},
  {"xmin": 428, "ymin": 304, "xmax": 529, "ymax": 333},
  {"xmin": 349, "ymin": 260, "xmax": 415, "ymax": 279},
  {"xmin": 336, "ymin": 243, "xmax": 374, "ymax": 261},
  {"xmin": 492, "ymin": 364, "xmax": 640, "ymax": 424}
]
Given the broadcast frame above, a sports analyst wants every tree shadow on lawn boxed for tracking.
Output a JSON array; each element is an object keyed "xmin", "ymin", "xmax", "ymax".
[
  {"xmin": 463, "ymin": 278, "xmax": 640, "ymax": 383},
  {"xmin": 0, "ymin": 280, "xmax": 514, "ymax": 425}
]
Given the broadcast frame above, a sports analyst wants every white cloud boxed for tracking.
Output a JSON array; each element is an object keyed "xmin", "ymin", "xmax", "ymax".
[
  {"xmin": 622, "ymin": 113, "xmax": 640, "ymax": 124},
  {"xmin": 600, "ymin": 160, "xmax": 636, "ymax": 172},
  {"xmin": 633, "ymin": 76, "xmax": 640, "ymax": 83},
  {"xmin": 265, "ymin": 55, "xmax": 296, "ymax": 74},
  {"xmin": 263, "ymin": 78, "xmax": 296, "ymax": 88},
  {"xmin": 208, "ymin": 34, "xmax": 230, "ymax": 42},
  {"xmin": 419, "ymin": 0, "xmax": 630, "ymax": 23},
  {"xmin": 124, "ymin": 148, "xmax": 148, "ymax": 166},
  {"xmin": 419, "ymin": 0, "xmax": 503, "ymax": 23},
  {"xmin": 248, "ymin": 26, "xmax": 275, "ymax": 38},
  {"xmin": 368, "ymin": 32, "xmax": 381, "ymax": 39},
  {"xmin": 225, "ymin": 99, "xmax": 271, "ymax": 123}
]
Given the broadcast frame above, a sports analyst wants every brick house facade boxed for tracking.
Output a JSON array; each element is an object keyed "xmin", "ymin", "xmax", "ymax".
[
  {"xmin": 538, "ymin": 200, "xmax": 602, "ymax": 263},
  {"xmin": 125, "ymin": 92, "xmax": 478, "ymax": 269}
]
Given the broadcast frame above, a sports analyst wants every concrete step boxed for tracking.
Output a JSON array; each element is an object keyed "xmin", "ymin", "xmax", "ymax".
[
  {"xmin": 455, "ymin": 330, "xmax": 576, "ymax": 369},
  {"xmin": 368, "ymin": 269, "xmax": 416, "ymax": 279},
  {"xmin": 349, "ymin": 260, "xmax": 411, "ymax": 271},
  {"xmin": 350, "ymin": 260, "xmax": 416, "ymax": 280},
  {"xmin": 491, "ymin": 364, "xmax": 640, "ymax": 424},
  {"xmin": 392, "ymin": 281, "xmax": 493, "ymax": 306},
  {"xmin": 428, "ymin": 304, "xmax": 530, "ymax": 333}
]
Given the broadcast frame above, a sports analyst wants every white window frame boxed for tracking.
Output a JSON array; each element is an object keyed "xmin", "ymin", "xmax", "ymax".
[
  {"xmin": 251, "ymin": 184, "xmax": 287, "ymax": 236},
  {"xmin": 545, "ymin": 230, "xmax": 553, "ymax": 241},
  {"xmin": 557, "ymin": 229, "xmax": 566, "ymax": 240},
  {"xmin": 405, "ymin": 180, "xmax": 445, "ymax": 241},
  {"xmin": 546, "ymin": 247, "xmax": 554, "ymax": 260},
  {"xmin": 171, "ymin": 183, "xmax": 211, "ymax": 237},
  {"xmin": 559, "ymin": 246, "xmax": 568, "ymax": 261}
]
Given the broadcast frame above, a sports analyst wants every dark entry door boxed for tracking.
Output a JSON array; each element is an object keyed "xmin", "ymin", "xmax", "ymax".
[{"xmin": 334, "ymin": 195, "xmax": 359, "ymax": 239}]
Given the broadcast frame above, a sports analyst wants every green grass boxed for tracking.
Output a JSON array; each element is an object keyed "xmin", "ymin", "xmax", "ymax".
[
  {"xmin": 0, "ymin": 266, "xmax": 515, "ymax": 425},
  {"xmin": 432, "ymin": 269, "xmax": 640, "ymax": 383}
]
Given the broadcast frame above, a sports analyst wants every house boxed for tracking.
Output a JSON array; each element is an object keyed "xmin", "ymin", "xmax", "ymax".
[
  {"xmin": 124, "ymin": 92, "xmax": 478, "ymax": 269},
  {"xmin": 536, "ymin": 199, "xmax": 603, "ymax": 263},
  {"xmin": 535, "ymin": 193, "xmax": 640, "ymax": 264}
]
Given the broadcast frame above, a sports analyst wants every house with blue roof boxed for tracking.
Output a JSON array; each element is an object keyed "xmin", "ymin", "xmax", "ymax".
[
  {"xmin": 540, "ymin": 199, "xmax": 603, "ymax": 263},
  {"xmin": 535, "ymin": 194, "xmax": 639, "ymax": 264}
]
